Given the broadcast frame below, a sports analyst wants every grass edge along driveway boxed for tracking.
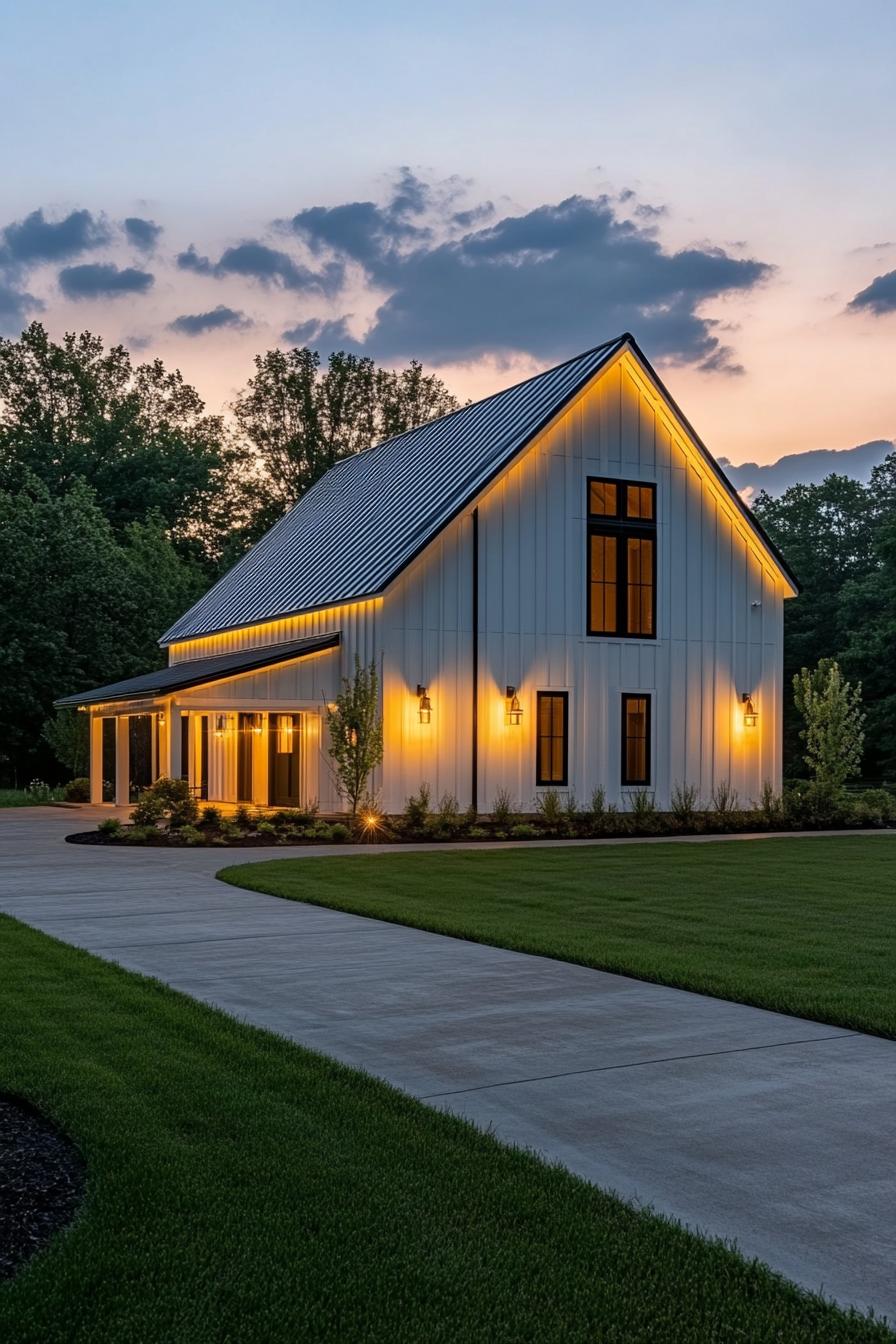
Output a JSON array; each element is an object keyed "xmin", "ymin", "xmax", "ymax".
[
  {"xmin": 220, "ymin": 834, "xmax": 896, "ymax": 1040},
  {"xmin": 1, "ymin": 916, "xmax": 893, "ymax": 1343}
]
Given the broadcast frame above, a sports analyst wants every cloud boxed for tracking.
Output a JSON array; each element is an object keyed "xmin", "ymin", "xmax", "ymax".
[
  {"xmin": 58, "ymin": 263, "xmax": 154, "ymax": 299},
  {"xmin": 288, "ymin": 167, "xmax": 435, "ymax": 272},
  {"xmin": 177, "ymin": 240, "xmax": 337, "ymax": 292},
  {"xmin": 1, "ymin": 207, "xmax": 111, "ymax": 265},
  {"xmin": 0, "ymin": 278, "xmax": 41, "ymax": 335},
  {"xmin": 282, "ymin": 316, "xmax": 355, "ymax": 347},
  {"xmin": 124, "ymin": 216, "xmax": 163, "ymax": 251},
  {"xmin": 848, "ymin": 269, "xmax": 896, "ymax": 316},
  {"xmin": 291, "ymin": 189, "xmax": 772, "ymax": 372},
  {"xmin": 168, "ymin": 305, "xmax": 252, "ymax": 335}
]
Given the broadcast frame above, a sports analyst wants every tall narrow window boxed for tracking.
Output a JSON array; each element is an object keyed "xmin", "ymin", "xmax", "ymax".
[
  {"xmin": 621, "ymin": 694, "xmax": 651, "ymax": 786},
  {"xmin": 536, "ymin": 691, "xmax": 568, "ymax": 786},
  {"xmin": 587, "ymin": 477, "xmax": 656, "ymax": 638}
]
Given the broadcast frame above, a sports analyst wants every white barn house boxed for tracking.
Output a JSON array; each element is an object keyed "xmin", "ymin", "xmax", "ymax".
[{"xmin": 58, "ymin": 334, "xmax": 799, "ymax": 813}]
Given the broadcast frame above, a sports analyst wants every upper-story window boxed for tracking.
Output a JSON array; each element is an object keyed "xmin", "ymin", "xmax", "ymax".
[{"xmin": 587, "ymin": 477, "xmax": 657, "ymax": 638}]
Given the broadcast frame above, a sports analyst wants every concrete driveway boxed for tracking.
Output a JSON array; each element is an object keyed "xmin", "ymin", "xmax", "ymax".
[{"xmin": 1, "ymin": 805, "xmax": 894, "ymax": 1323}]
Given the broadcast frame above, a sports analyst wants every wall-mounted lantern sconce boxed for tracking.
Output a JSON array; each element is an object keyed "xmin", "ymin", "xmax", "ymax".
[
  {"xmin": 251, "ymin": 713, "xmax": 263, "ymax": 736},
  {"xmin": 416, "ymin": 684, "xmax": 432, "ymax": 724},
  {"xmin": 214, "ymin": 713, "xmax": 227, "ymax": 739},
  {"xmin": 157, "ymin": 711, "xmax": 166, "ymax": 727},
  {"xmin": 741, "ymin": 694, "xmax": 758, "ymax": 728},
  {"xmin": 506, "ymin": 685, "xmax": 523, "ymax": 726}
]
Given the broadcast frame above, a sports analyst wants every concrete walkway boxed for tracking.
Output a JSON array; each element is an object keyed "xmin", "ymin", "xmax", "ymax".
[{"xmin": 1, "ymin": 806, "xmax": 894, "ymax": 1323}]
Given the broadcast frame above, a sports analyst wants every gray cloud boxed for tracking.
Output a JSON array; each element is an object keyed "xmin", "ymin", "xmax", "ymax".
[
  {"xmin": 1, "ymin": 207, "xmax": 111, "ymax": 265},
  {"xmin": 0, "ymin": 278, "xmax": 41, "ymax": 335},
  {"xmin": 289, "ymin": 190, "xmax": 773, "ymax": 372},
  {"xmin": 168, "ymin": 305, "xmax": 252, "ymax": 335},
  {"xmin": 282, "ymin": 316, "xmax": 355, "ymax": 347},
  {"xmin": 124, "ymin": 216, "xmax": 163, "ymax": 251},
  {"xmin": 848, "ymin": 269, "xmax": 896, "ymax": 315},
  {"xmin": 58, "ymin": 263, "xmax": 154, "ymax": 299},
  {"xmin": 288, "ymin": 167, "xmax": 435, "ymax": 273},
  {"xmin": 177, "ymin": 240, "xmax": 338, "ymax": 293}
]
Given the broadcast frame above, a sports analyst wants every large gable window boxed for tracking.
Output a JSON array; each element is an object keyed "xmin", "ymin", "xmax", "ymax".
[{"xmin": 587, "ymin": 478, "xmax": 657, "ymax": 638}]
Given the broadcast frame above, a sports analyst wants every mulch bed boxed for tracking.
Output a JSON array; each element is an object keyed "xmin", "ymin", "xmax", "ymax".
[
  {"xmin": 0, "ymin": 1095, "xmax": 86, "ymax": 1280},
  {"xmin": 64, "ymin": 830, "xmax": 337, "ymax": 848}
]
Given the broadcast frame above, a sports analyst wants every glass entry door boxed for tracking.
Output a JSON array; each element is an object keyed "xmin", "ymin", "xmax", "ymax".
[{"xmin": 269, "ymin": 713, "xmax": 301, "ymax": 807}]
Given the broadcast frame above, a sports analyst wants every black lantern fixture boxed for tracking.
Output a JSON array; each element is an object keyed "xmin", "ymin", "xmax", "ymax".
[
  {"xmin": 214, "ymin": 713, "xmax": 227, "ymax": 738},
  {"xmin": 506, "ymin": 685, "xmax": 522, "ymax": 726},
  {"xmin": 741, "ymin": 693, "xmax": 758, "ymax": 728},
  {"xmin": 416, "ymin": 684, "xmax": 432, "ymax": 724}
]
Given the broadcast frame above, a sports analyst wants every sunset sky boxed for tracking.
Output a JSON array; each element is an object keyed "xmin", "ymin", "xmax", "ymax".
[{"xmin": 2, "ymin": 0, "xmax": 894, "ymax": 465}]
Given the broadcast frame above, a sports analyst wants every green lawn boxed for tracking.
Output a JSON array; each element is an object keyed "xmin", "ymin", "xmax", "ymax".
[
  {"xmin": 222, "ymin": 835, "xmax": 896, "ymax": 1039},
  {"xmin": 2, "ymin": 918, "xmax": 891, "ymax": 1342}
]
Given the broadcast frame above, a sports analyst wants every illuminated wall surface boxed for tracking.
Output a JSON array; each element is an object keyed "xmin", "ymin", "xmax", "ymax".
[{"xmin": 95, "ymin": 348, "xmax": 791, "ymax": 810}]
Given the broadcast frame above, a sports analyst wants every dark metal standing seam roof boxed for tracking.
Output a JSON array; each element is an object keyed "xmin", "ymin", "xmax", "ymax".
[
  {"xmin": 160, "ymin": 337, "xmax": 627, "ymax": 643},
  {"xmin": 160, "ymin": 333, "xmax": 798, "ymax": 646},
  {"xmin": 54, "ymin": 633, "xmax": 340, "ymax": 708}
]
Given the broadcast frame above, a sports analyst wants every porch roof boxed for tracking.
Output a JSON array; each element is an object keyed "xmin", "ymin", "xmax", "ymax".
[{"xmin": 54, "ymin": 633, "xmax": 341, "ymax": 709}]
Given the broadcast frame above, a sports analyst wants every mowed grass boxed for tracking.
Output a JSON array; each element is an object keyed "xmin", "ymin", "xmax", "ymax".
[
  {"xmin": 222, "ymin": 835, "xmax": 896, "ymax": 1039},
  {"xmin": 2, "ymin": 919, "xmax": 892, "ymax": 1343}
]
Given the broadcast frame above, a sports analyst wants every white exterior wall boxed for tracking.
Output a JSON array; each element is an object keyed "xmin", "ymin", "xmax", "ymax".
[
  {"xmin": 378, "ymin": 350, "xmax": 788, "ymax": 813},
  {"xmin": 132, "ymin": 347, "xmax": 791, "ymax": 816}
]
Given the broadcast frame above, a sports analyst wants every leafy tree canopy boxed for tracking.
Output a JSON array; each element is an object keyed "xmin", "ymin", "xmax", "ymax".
[{"xmin": 233, "ymin": 348, "xmax": 462, "ymax": 534}]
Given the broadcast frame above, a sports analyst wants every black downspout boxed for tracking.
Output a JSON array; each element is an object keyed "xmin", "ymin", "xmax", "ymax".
[{"xmin": 471, "ymin": 507, "xmax": 479, "ymax": 813}]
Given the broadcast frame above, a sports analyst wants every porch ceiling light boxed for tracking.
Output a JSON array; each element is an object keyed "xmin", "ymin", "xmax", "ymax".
[
  {"xmin": 416, "ymin": 684, "xmax": 432, "ymax": 724},
  {"xmin": 741, "ymin": 693, "xmax": 758, "ymax": 728},
  {"xmin": 506, "ymin": 685, "xmax": 522, "ymax": 726}
]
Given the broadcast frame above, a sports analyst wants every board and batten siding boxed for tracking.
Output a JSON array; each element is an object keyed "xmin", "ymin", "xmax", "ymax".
[{"xmin": 378, "ymin": 349, "xmax": 786, "ymax": 813}]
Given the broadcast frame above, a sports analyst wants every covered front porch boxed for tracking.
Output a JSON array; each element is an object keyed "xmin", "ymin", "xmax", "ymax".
[{"xmin": 54, "ymin": 634, "xmax": 341, "ymax": 811}]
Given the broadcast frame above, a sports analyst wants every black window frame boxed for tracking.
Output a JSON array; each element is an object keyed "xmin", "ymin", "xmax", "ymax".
[
  {"xmin": 586, "ymin": 476, "xmax": 657, "ymax": 639},
  {"xmin": 621, "ymin": 693, "xmax": 652, "ymax": 787},
  {"xmin": 536, "ymin": 691, "xmax": 569, "ymax": 787}
]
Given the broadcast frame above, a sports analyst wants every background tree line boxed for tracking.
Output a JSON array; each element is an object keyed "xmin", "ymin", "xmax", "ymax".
[
  {"xmin": 0, "ymin": 323, "xmax": 460, "ymax": 784},
  {"xmin": 1, "ymin": 320, "xmax": 894, "ymax": 788}
]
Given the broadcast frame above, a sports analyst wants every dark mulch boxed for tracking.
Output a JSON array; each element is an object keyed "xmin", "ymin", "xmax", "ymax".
[
  {"xmin": 64, "ymin": 830, "xmax": 338, "ymax": 848},
  {"xmin": 0, "ymin": 1095, "xmax": 86, "ymax": 1279}
]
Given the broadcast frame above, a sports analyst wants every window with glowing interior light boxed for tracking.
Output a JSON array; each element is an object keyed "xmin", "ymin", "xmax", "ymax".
[
  {"xmin": 587, "ymin": 478, "xmax": 656, "ymax": 638},
  {"xmin": 621, "ymin": 693, "xmax": 651, "ymax": 786}
]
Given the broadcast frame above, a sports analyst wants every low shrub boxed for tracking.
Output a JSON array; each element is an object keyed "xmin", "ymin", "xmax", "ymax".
[
  {"xmin": 850, "ymin": 788, "xmax": 895, "ymax": 828},
  {"xmin": 308, "ymin": 822, "xmax": 335, "ymax": 842},
  {"xmin": 467, "ymin": 826, "xmax": 489, "ymax": 840},
  {"xmin": 757, "ymin": 780, "xmax": 785, "ymax": 828},
  {"xmin": 97, "ymin": 817, "xmax": 122, "ymax": 838},
  {"xmin": 233, "ymin": 805, "xmax": 254, "ymax": 830},
  {"xmin": 199, "ymin": 805, "xmax": 224, "ymax": 829},
  {"xmin": 125, "ymin": 825, "xmax": 156, "ymax": 844},
  {"xmin": 535, "ymin": 789, "xmax": 565, "ymax": 832},
  {"xmin": 131, "ymin": 778, "xmax": 199, "ymax": 830},
  {"xmin": 491, "ymin": 788, "xmax": 516, "ymax": 829},
  {"xmin": 625, "ymin": 790, "xmax": 658, "ymax": 835},
  {"xmin": 711, "ymin": 780, "xmax": 739, "ymax": 816},
  {"xmin": 256, "ymin": 820, "xmax": 277, "ymax": 838},
  {"xmin": 670, "ymin": 782, "xmax": 699, "ymax": 829},
  {"xmin": 402, "ymin": 784, "xmax": 431, "ymax": 836},
  {"xmin": 64, "ymin": 776, "xmax": 90, "ymax": 802},
  {"xmin": 177, "ymin": 825, "xmax": 203, "ymax": 846},
  {"xmin": 26, "ymin": 778, "xmax": 58, "ymax": 804},
  {"xmin": 510, "ymin": 822, "xmax": 539, "ymax": 839},
  {"xmin": 330, "ymin": 822, "xmax": 351, "ymax": 843}
]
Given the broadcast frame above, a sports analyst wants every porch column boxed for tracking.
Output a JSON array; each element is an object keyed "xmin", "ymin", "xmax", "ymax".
[
  {"xmin": 166, "ymin": 707, "xmax": 182, "ymax": 781},
  {"xmin": 114, "ymin": 716, "xmax": 130, "ymax": 807},
  {"xmin": 89, "ymin": 714, "xmax": 104, "ymax": 805},
  {"xmin": 253, "ymin": 712, "xmax": 270, "ymax": 807}
]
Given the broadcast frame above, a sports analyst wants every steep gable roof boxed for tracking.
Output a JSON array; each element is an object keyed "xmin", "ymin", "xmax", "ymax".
[{"xmin": 162, "ymin": 334, "xmax": 796, "ymax": 645}]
